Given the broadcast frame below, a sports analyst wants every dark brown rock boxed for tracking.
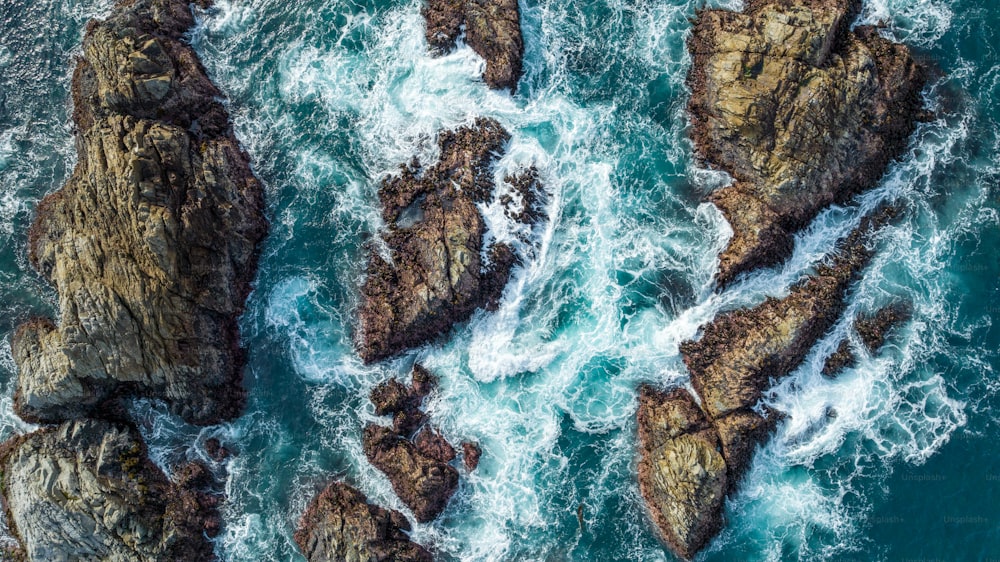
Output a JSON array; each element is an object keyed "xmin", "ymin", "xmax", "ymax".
[
  {"xmin": 822, "ymin": 301, "xmax": 911, "ymax": 377},
  {"xmin": 423, "ymin": 0, "xmax": 524, "ymax": 92},
  {"xmin": 294, "ymin": 481, "xmax": 432, "ymax": 562},
  {"xmin": 462, "ymin": 441, "xmax": 482, "ymax": 471},
  {"xmin": 688, "ymin": 0, "xmax": 925, "ymax": 286},
  {"xmin": 362, "ymin": 424, "xmax": 459, "ymax": 523},
  {"xmin": 370, "ymin": 379, "xmax": 416, "ymax": 416},
  {"xmin": 414, "ymin": 427, "xmax": 457, "ymax": 464},
  {"xmin": 0, "ymin": 419, "xmax": 219, "ymax": 562},
  {"xmin": 822, "ymin": 339, "xmax": 857, "ymax": 377},
  {"xmin": 11, "ymin": 0, "xmax": 266, "ymax": 426},
  {"xmin": 357, "ymin": 118, "xmax": 528, "ymax": 363}
]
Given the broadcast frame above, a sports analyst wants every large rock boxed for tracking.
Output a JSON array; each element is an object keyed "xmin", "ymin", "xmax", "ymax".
[
  {"xmin": 688, "ymin": 0, "xmax": 925, "ymax": 285},
  {"xmin": 358, "ymin": 118, "xmax": 540, "ymax": 363},
  {"xmin": 0, "ymin": 419, "xmax": 219, "ymax": 562},
  {"xmin": 636, "ymin": 386, "xmax": 727, "ymax": 561},
  {"xmin": 11, "ymin": 0, "xmax": 266, "ymax": 425},
  {"xmin": 641, "ymin": 208, "xmax": 894, "ymax": 558},
  {"xmin": 294, "ymin": 482, "xmax": 432, "ymax": 562},
  {"xmin": 362, "ymin": 425, "xmax": 460, "ymax": 523},
  {"xmin": 423, "ymin": 0, "xmax": 525, "ymax": 92}
]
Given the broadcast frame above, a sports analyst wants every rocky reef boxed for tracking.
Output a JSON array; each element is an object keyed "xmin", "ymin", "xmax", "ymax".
[
  {"xmin": 357, "ymin": 118, "xmax": 542, "ymax": 363},
  {"xmin": 11, "ymin": 0, "xmax": 266, "ymax": 426},
  {"xmin": 639, "ymin": 208, "xmax": 895, "ymax": 559},
  {"xmin": 0, "ymin": 419, "xmax": 220, "ymax": 562},
  {"xmin": 1, "ymin": 0, "xmax": 266, "ymax": 559},
  {"xmin": 294, "ymin": 481, "xmax": 432, "ymax": 562},
  {"xmin": 363, "ymin": 365, "xmax": 466, "ymax": 523},
  {"xmin": 423, "ymin": 0, "xmax": 525, "ymax": 92},
  {"xmin": 688, "ymin": 0, "xmax": 925, "ymax": 286}
]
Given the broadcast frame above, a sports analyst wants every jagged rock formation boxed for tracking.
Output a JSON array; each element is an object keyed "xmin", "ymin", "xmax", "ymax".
[
  {"xmin": 423, "ymin": 0, "xmax": 525, "ymax": 91},
  {"xmin": 822, "ymin": 301, "xmax": 912, "ymax": 376},
  {"xmin": 11, "ymin": 0, "xmax": 266, "ymax": 426},
  {"xmin": 363, "ymin": 365, "xmax": 463, "ymax": 522},
  {"xmin": 688, "ymin": 0, "xmax": 925, "ymax": 286},
  {"xmin": 0, "ymin": 419, "xmax": 220, "ymax": 562},
  {"xmin": 294, "ymin": 482, "xmax": 432, "ymax": 562},
  {"xmin": 357, "ymin": 118, "xmax": 542, "ymax": 363},
  {"xmin": 639, "ymin": 209, "xmax": 894, "ymax": 559}
]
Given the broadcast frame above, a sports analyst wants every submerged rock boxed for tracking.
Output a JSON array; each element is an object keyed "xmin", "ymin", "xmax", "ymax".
[
  {"xmin": 461, "ymin": 441, "xmax": 482, "ymax": 471},
  {"xmin": 358, "ymin": 118, "xmax": 541, "ymax": 363},
  {"xmin": 11, "ymin": 0, "xmax": 266, "ymax": 426},
  {"xmin": 641, "ymin": 208, "xmax": 895, "ymax": 558},
  {"xmin": 0, "ymin": 419, "xmax": 219, "ymax": 562},
  {"xmin": 294, "ymin": 481, "xmax": 432, "ymax": 562},
  {"xmin": 423, "ymin": 0, "xmax": 524, "ymax": 91},
  {"xmin": 688, "ymin": 0, "xmax": 925, "ymax": 286}
]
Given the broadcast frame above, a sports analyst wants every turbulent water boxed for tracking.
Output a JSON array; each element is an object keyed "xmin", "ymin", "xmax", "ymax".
[{"xmin": 2, "ymin": 0, "xmax": 1000, "ymax": 559}]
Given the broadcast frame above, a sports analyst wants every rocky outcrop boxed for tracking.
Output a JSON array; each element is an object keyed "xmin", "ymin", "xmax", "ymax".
[
  {"xmin": 11, "ymin": 0, "xmax": 266, "ymax": 426},
  {"xmin": 822, "ymin": 301, "xmax": 912, "ymax": 376},
  {"xmin": 358, "ymin": 118, "xmax": 542, "ymax": 363},
  {"xmin": 0, "ymin": 419, "xmax": 220, "ymax": 562},
  {"xmin": 639, "ymin": 208, "xmax": 894, "ymax": 559},
  {"xmin": 688, "ymin": 0, "xmax": 925, "ymax": 286},
  {"xmin": 461, "ymin": 442, "xmax": 481, "ymax": 471},
  {"xmin": 294, "ymin": 482, "xmax": 432, "ymax": 562},
  {"xmin": 423, "ymin": 0, "xmax": 525, "ymax": 92},
  {"xmin": 363, "ymin": 366, "xmax": 460, "ymax": 522}
]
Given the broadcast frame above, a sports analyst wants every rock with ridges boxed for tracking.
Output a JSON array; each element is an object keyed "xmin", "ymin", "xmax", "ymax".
[
  {"xmin": 0, "ymin": 419, "xmax": 219, "ymax": 562},
  {"xmin": 423, "ymin": 0, "xmax": 524, "ymax": 92},
  {"xmin": 358, "ymin": 118, "xmax": 525, "ymax": 363},
  {"xmin": 636, "ymin": 385, "xmax": 727, "ymax": 560},
  {"xmin": 688, "ymin": 0, "xmax": 924, "ymax": 285},
  {"xmin": 294, "ymin": 482, "xmax": 432, "ymax": 562},
  {"xmin": 822, "ymin": 300, "xmax": 911, "ymax": 376},
  {"xmin": 11, "ymin": 0, "xmax": 266, "ymax": 426}
]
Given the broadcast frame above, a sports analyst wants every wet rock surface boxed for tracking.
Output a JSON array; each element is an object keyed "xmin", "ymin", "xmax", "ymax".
[
  {"xmin": 363, "ymin": 366, "xmax": 460, "ymax": 522},
  {"xmin": 822, "ymin": 301, "xmax": 912, "ymax": 376},
  {"xmin": 0, "ymin": 419, "xmax": 220, "ymax": 562},
  {"xmin": 11, "ymin": 0, "xmax": 267, "ymax": 426},
  {"xmin": 688, "ymin": 0, "xmax": 925, "ymax": 285},
  {"xmin": 294, "ymin": 482, "xmax": 432, "ymax": 562},
  {"xmin": 358, "ymin": 118, "xmax": 542, "ymax": 363},
  {"xmin": 639, "ymin": 208, "xmax": 895, "ymax": 559},
  {"xmin": 423, "ymin": 0, "xmax": 524, "ymax": 91}
]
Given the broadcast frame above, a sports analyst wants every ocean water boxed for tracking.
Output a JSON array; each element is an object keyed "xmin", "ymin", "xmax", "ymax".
[{"xmin": 1, "ymin": 0, "xmax": 999, "ymax": 560}]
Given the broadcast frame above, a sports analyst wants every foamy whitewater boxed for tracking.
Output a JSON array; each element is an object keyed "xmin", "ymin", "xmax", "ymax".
[{"xmin": 2, "ymin": 0, "xmax": 999, "ymax": 560}]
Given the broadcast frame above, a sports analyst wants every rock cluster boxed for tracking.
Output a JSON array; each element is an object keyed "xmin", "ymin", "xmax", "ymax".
[
  {"xmin": 822, "ymin": 301, "xmax": 912, "ymax": 376},
  {"xmin": 423, "ymin": 0, "xmax": 525, "ymax": 91},
  {"xmin": 688, "ymin": 0, "xmax": 925, "ymax": 286},
  {"xmin": 12, "ymin": 0, "xmax": 266, "ymax": 426},
  {"xmin": 357, "ymin": 118, "xmax": 543, "ymax": 363},
  {"xmin": 0, "ymin": 419, "xmax": 220, "ymax": 562},
  {"xmin": 362, "ymin": 365, "xmax": 469, "ymax": 523},
  {"xmin": 2, "ymin": 0, "xmax": 265, "ymax": 559},
  {"xmin": 294, "ymin": 482, "xmax": 432, "ymax": 562},
  {"xmin": 639, "ymin": 208, "xmax": 898, "ymax": 559}
]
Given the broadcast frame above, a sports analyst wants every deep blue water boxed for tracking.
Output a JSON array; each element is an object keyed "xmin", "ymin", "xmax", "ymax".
[{"xmin": 1, "ymin": 0, "xmax": 999, "ymax": 560}]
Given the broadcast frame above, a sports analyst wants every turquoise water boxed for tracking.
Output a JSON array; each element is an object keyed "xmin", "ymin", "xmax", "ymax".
[{"xmin": 2, "ymin": 0, "xmax": 999, "ymax": 560}]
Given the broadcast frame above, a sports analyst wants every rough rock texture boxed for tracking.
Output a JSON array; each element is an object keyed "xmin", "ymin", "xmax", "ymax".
[
  {"xmin": 363, "ymin": 365, "xmax": 460, "ymax": 523},
  {"xmin": 0, "ymin": 419, "xmax": 219, "ymax": 562},
  {"xmin": 636, "ymin": 386, "xmax": 727, "ymax": 561},
  {"xmin": 358, "ymin": 118, "xmax": 541, "ymax": 363},
  {"xmin": 822, "ymin": 300, "xmax": 912, "ymax": 376},
  {"xmin": 680, "ymin": 209, "xmax": 893, "ymax": 420},
  {"xmin": 11, "ymin": 0, "xmax": 267, "ymax": 426},
  {"xmin": 461, "ymin": 441, "xmax": 481, "ymax": 471},
  {"xmin": 294, "ymin": 482, "xmax": 432, "ymax": 562},
  {"xmin": 363, "ymin": 425, "xmax": 459, "ymax": 524},
  {"xmin": 688, "ymin": 0, "xmax": 925, "ymax": 286},
  {"xmin": 423, "ymin": 0, "xmax": 524, "ymax": 92},
  {"xmin": 640, "ymin": 208, "xmax": 894, "ymax": 559}
]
